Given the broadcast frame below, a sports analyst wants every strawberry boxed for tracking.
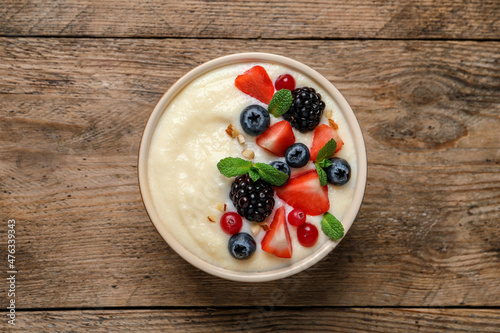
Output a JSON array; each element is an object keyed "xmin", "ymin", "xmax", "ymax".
[
  {"xmin": 309, "ymin": 124, "xmax": 344, "ymax": 161},
  {"xmin": 261, "ymin": 207, "xmax": 292, "ymax": 258},
  {"xmin": 275, "ymin": 170, "xmax": 329, "ymax": 216},
  {"xmin": 235, "ymin": 66, "xmax": 274, "ymax": 104},
  {"xmin": 256, "ymin": 120, "xmax": 295, "ymax": 156}
]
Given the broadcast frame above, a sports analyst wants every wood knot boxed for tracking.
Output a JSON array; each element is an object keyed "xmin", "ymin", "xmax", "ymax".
[
  {"xmin": 369, "ymin": 111, "xmax": 468, "ymax": 150},
  {"xmin": 404, "ymin": 80, "xmax": 445, "ymax": 106}
]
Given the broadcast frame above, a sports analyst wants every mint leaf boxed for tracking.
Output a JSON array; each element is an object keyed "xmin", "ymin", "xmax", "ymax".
[
  {"xmin": 321, "ymin": 212, "xmax": 344, "ymax": 240},
  {"xmin": 318, "ymin": 159, "xmax": 333, "ymax": 168},
  {"xmin": 217, "ymin": 158, "xmax": 289, "ymax": 185},
  {"xmin": 315, "ymin": 163, "xmax": 327, "ymax": 186},
  {"xmin": 254, "ymin": 163, "xmax": 289, "ymax": 186},
  {"xmin": 217, "ymin": 157, "xmax": 252, "ymax": 178},
  {"xmin": 268, "ymin": 89, "xmax": 292, "ymax": 117},
  {"xmin": 315, "ymin": 139, "xmax": 337, "ymax": 162},
  {"xmin": 248, "ymin": 166, "xmax": 261, "ymax": 182}
]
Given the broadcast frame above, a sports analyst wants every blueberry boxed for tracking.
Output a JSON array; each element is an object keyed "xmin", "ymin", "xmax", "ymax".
[
  {"xmin": 269, "ymin": 161, "xmax": 291, "ymax": 178},
  {"xmin": 285, "ymin": 143, "xmax": 310, "ymax": 168},
  {"xmin": 228, "ymin": 232, "xmax": 256, "ymax": 260},
  {"xmin": 325, "ymin": 157, "xmax": 351, "ymax": 186},
  {"xmin": 240, "ymin": 105, "xmax": 270, "ymax": 136}
]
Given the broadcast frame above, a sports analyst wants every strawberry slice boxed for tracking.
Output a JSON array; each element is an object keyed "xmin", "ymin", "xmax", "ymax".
[
  {"xmin": 275, "ymin": 170, "xmax": 329, "ymax": 216},
  {"xmin": 235, "ymin": 66, "xmax": 274, "ymax": 104},
  {"xmin": 310, "ymin": 124, "xmax": 344, "ymax": 161},
  {"xmin": 256, "ymin": 120, "xmax": 295, "ymax": 156},
  {"xmin": 261, "ymin": 207, "xmax": 292, "ymax": 258}
]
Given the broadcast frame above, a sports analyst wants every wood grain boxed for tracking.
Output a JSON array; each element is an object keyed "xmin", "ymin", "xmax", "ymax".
[
  {"xmin": 14, "ymin": 308, "xmax": 500, "ymax": 332},
  {"xmin": 0, "ymin": 38, "xmax": 499, "ymax": 309},
  {"xmin": 0, "ymin": 1, "xmax": 499, "ymax": 39}
]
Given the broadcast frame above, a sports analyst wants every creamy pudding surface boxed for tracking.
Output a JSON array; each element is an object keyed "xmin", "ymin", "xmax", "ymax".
[{"xmin": 148, "ymin": 62, "xmax": 357, "ymax": 272}]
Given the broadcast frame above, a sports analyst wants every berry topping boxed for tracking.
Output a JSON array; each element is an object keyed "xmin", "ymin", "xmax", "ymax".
[
  {"xmin": 325, "ymin": 157, "xmax": 351, "ymax": 186},
  {"xmin": 220, "ymin": 212, "xmax": 243, "ymax": 235},
  {"xmin": 288, "ymin": 208, "xmax": 306, "ymax": 227},
  {"xmin": 269, "ymin": 161, "xmax": 291, "ymax": 179},
  {"xmin": 275, "ymin": 74, "xmax": 296, "ymax": 91},
  {"xmin": 261, "ymin": 207, "xmax": 293, "ymax": 258},
  {"xmin": 228, "ymin": 232, "xmax": 257, "ymax": 260},
  {"xmin": 297, "ymin": 222, "xmax": 319, "ymax": 247},
  {"xmin": 275, "ymin": 170, "xmax": 330, "ymax": 216},
  {"xmin": 283, "ymin": 87, "xmax": 325, "ymax": 132},
  {"xmin": 240, "ymin": 105, "xmax": 270, "ymax": 136},
  {"xmin": 310, "ymin": 124, "xmax": 344, "ymax": 161},
  {"xmin": 235, "ymin": 65, "xmax": 274, "ymax": 104},
  {"xmin": 285, "ymin": 143, "xmax": 310, "ymax": 168},
  {"xmin": 230, "ymin": 174, "xmax": 275, "ymax": 222},
  {"xmin": 256, "ymin": 120, "xmax": 295, "ymax": 156}
]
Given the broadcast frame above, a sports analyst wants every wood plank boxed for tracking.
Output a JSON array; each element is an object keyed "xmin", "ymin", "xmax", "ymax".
[
  {"xmin": 13, "ymin": 308, "xmax": 500, "ymax": 332},
  {"xmin": 0, "ymin": 1, "xmax": 498, "ymax": 39},
  {"xmin": 0, "ymin": 38, "xmax": 499, "ymax": 308}
]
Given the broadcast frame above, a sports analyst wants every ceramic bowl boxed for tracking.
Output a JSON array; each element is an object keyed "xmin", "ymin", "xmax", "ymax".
[{"xmin": 138, "ymin": 53, "xmax": 367, "ymax": 282}]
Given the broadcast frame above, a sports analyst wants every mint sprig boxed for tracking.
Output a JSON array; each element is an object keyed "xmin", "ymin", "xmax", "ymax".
[
  {"xmin": 248, "ymin": 167, "xmax": 260, "ymax": 182},
  {"xmin": 254, "ymin": 163, "xmax": 289, "ymax": 185},
  {"xmin": 268, "ymin": 89, "xmax": 292, "ymax": 117},
  {"xmin": 314, "ymin": 138, "xmax": 337, "ymax": 185},
  {"xmin": 321, "ymin": 212, "xmax": 344, "ymax": 240},
  {"xmin": 217, "ymin": 157, "xmax": 252, "ymax": 177},
  {"xmin": 318, "ymin": 159, "xmax": 333, "ymax": 169},
  {"xmin": 316, "ymin": 139, "xmax": 337, "ymax": 163},
  {"xmin": 315, "ymin": 163, "xmax": 327, "ymax": 186},
  {"xmin": 217, "ymin": 157, "xmax": 288, "ymax": 186}
]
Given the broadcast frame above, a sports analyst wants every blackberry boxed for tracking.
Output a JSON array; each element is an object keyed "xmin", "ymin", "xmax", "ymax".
[
  {"xmin": 283, "ymin": 87, "xmax": 325, "ymax": 133},
  {"xmin": 230, "ymin": 174, "xmax": 275, "ymax": 222}
]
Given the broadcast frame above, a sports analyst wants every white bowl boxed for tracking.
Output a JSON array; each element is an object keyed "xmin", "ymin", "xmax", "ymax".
[{"xmin": 138, "ymin": 53, "xmax": 367, "ymax": 282}]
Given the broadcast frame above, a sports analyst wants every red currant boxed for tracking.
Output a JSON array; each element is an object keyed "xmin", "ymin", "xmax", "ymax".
[
  {"xmin": 288, "ymin": 208, "xmax": 306, "ymax": 227},
  {"xmin": 275, "ymin": 74, "xmax": 296, "ymax": 91},
  {"xmin": 220, "ymin": 212, "xmax": 243, "ymax": 235},
  {"xmin": 297, "ymin": 222, "xmax": 318, "ymax": 247}
]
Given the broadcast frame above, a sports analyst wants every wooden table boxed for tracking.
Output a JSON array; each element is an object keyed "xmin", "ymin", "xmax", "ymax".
[{"xmin": 1, "ymin": 1, "xmax": 499, "ymax": 331}]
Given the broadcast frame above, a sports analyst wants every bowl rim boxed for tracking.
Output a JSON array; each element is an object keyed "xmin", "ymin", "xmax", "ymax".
[{"xmin": 138, "ymin": 52, "xmax": 367, "ymax": 282}]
